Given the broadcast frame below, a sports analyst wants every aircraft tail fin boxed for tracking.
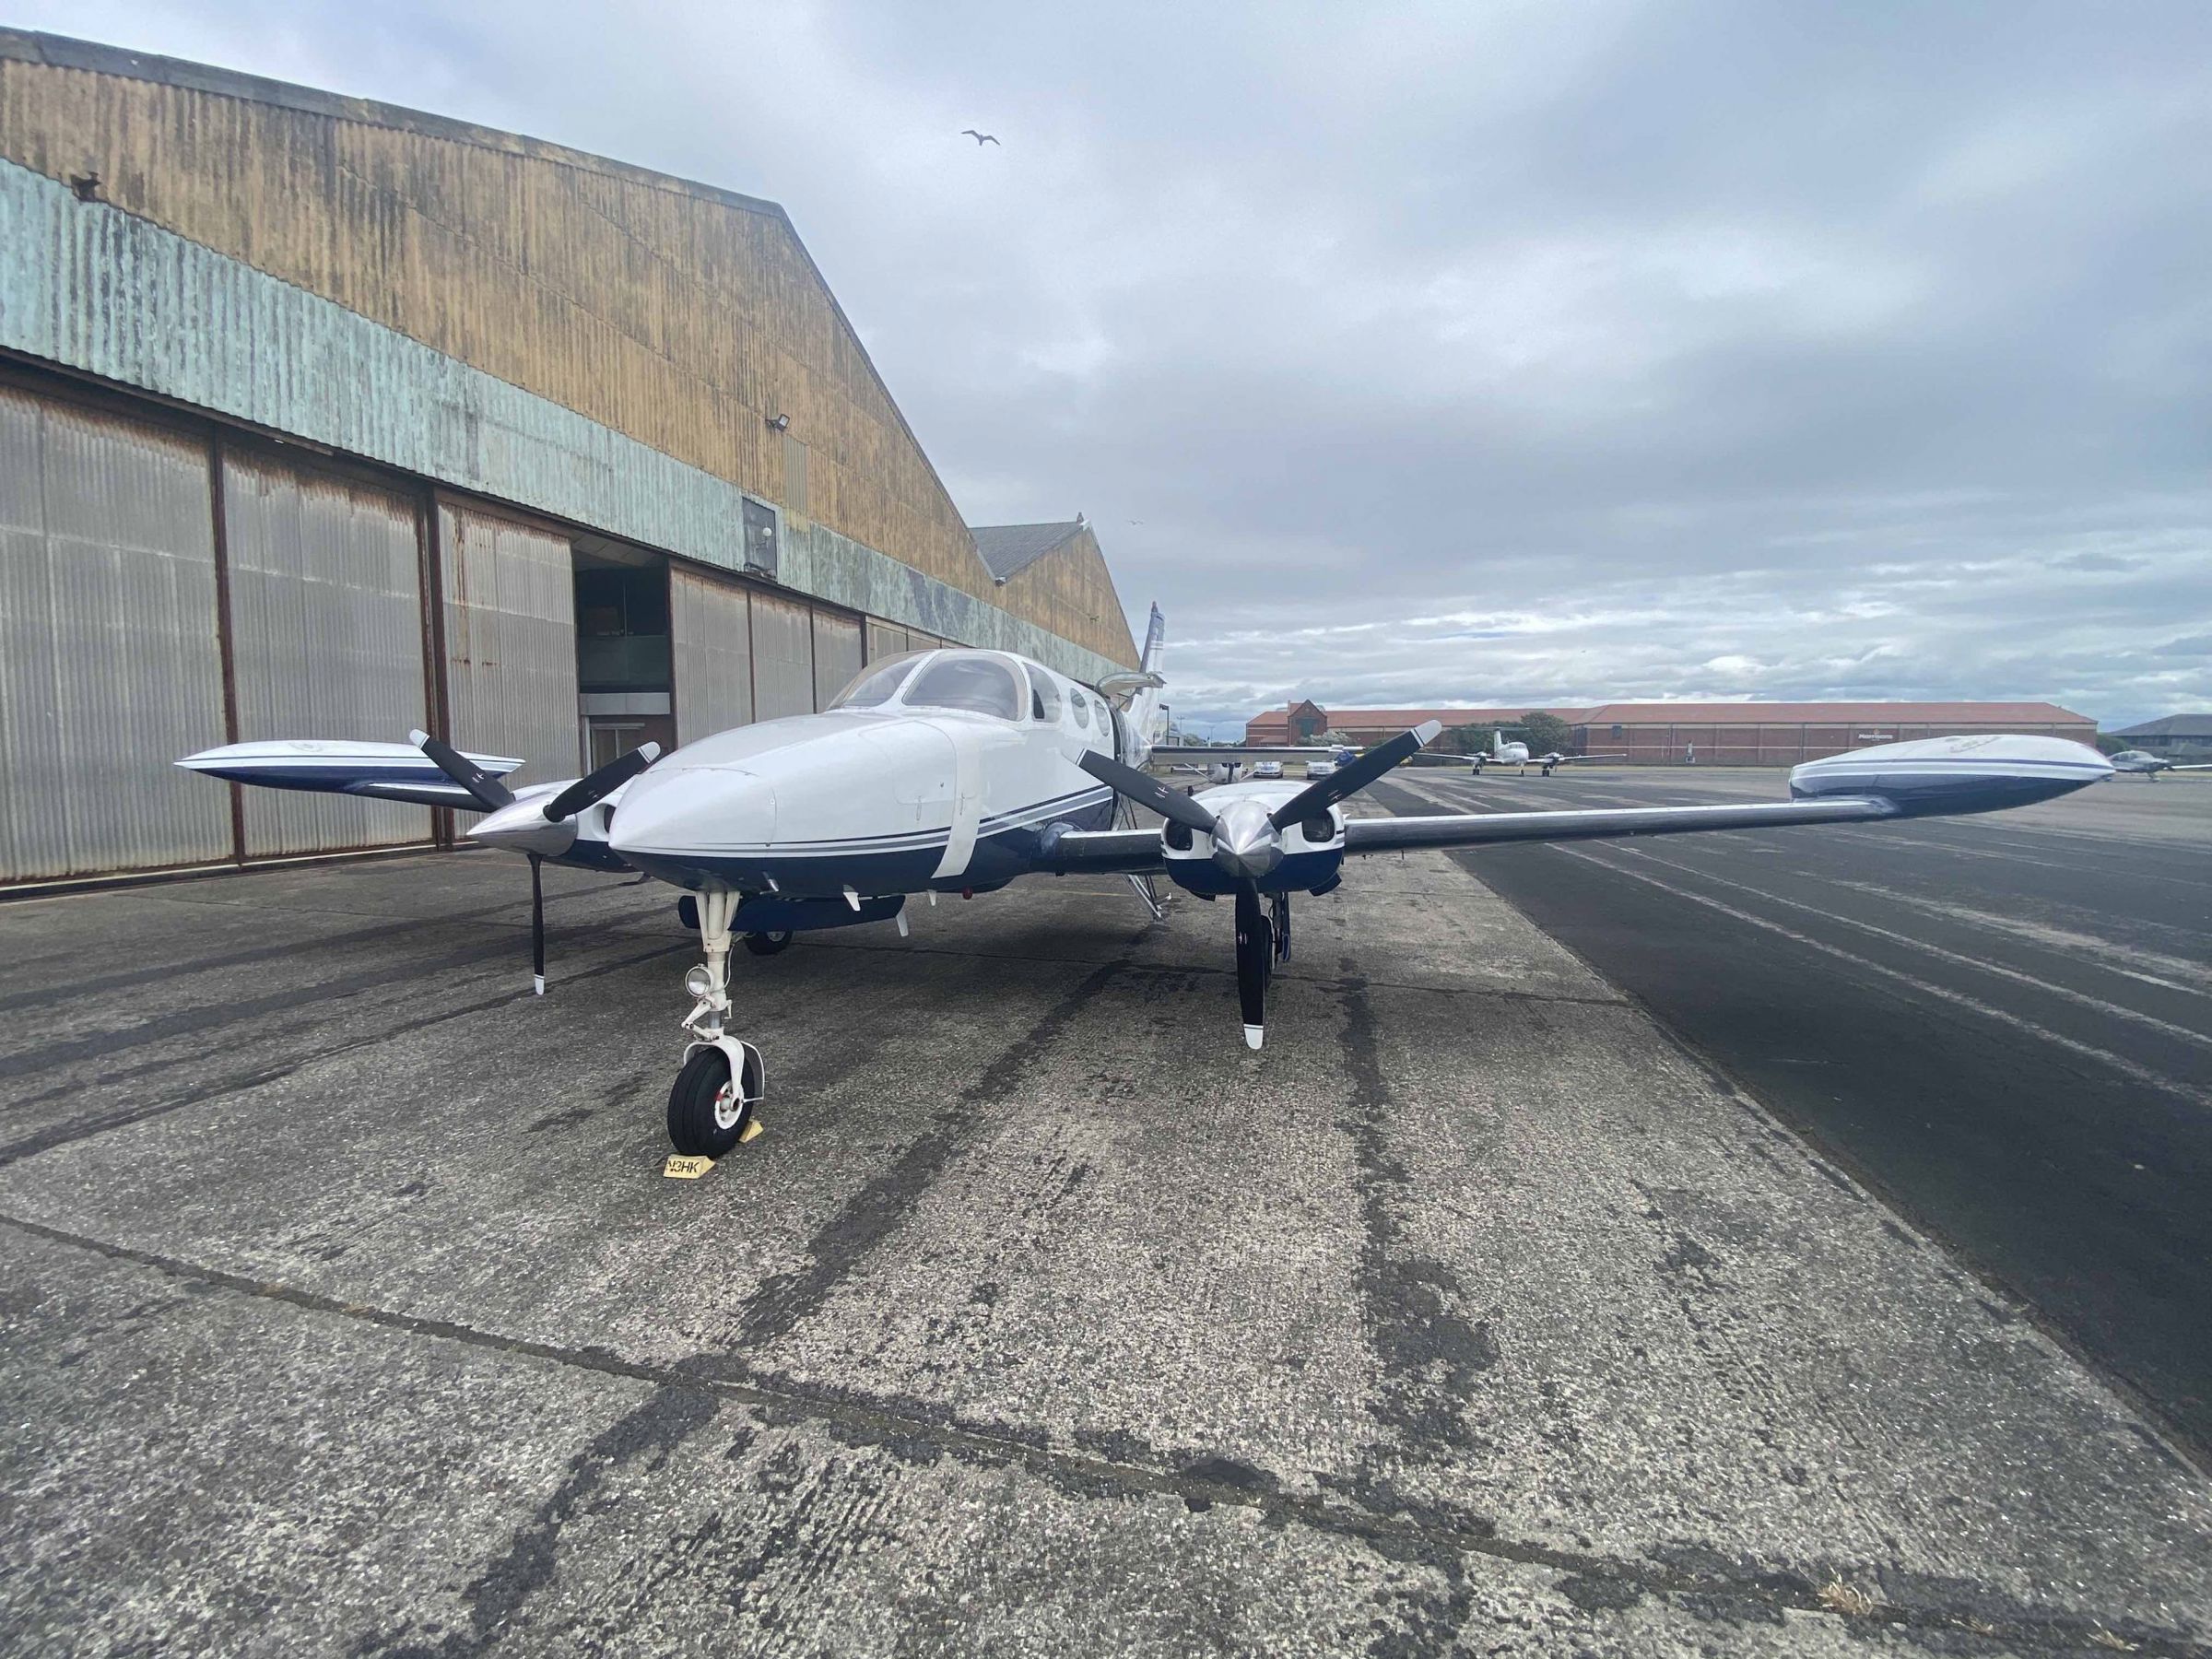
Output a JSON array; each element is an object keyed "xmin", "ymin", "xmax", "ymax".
[
  {"xmin": 1117, "ymin": 603, "xmax": 1169, "ymax": 760},
  {"xmin": 1139, "ymin": 602, "xmax": 1167, "ymax": 677}
]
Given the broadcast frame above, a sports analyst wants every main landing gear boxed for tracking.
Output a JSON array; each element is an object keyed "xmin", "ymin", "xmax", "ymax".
[{"xmin": 668, "ymin": 888, "xmax": 765, "ymax": 1157}]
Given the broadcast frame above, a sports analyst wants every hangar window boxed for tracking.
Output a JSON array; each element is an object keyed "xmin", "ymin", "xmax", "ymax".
[
  {"xmin": 830, "ymin": 651, "xmax": 928, "ymax": 710},
  {"xmin": 905, "ymin": 653, "xmax": 1023, "ymax": 721}
]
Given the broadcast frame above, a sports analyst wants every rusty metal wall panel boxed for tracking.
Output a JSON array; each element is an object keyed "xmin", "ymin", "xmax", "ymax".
[
  {"xmin": 440, "ymin": 501, "xmax": 579, "ymax": 784},
  {"xmin": 749, "ymin": 590, "xmax": 813, "ymax": 720},
  {"xmin": 0, "ymin": 385, "xmax": 231, "ymax": 881},
  {"xmin": 223, "ymin": 450, "xmax": 430, "ymax": 855},
  {"xmin": 811, "ymin": 611, "xmax": 863, "ymax": 710},
  {"xmin": 669, "ymin": 564, "xmax": 751, "ymax": 742},
  {"xmin": 0, "ymin": 151, "xmax": 1139, "ymax": 682}
]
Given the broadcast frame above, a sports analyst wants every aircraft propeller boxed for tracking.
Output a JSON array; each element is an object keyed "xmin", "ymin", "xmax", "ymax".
[
  {"xmin": 409, "ymin": 730, "xmax": 662, "ymax": 994},
  {"xmin": 1078, "ymin": 719, "xmax": 1441, "ymax": 1048}
]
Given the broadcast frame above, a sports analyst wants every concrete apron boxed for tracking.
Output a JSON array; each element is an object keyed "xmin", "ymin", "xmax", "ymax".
[{"xmin": 0, "ymin": 832, "xmax": 2205, "ymax": 1656}]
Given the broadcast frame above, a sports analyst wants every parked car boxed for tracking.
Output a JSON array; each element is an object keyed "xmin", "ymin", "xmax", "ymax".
[
  {"xmin": 1305, "ymin": 759, "xmax": 1337, "ymax": 780},
  {"xmin": 1253, "ymin": 759, "xmax": 1285, "ymax": 780}
]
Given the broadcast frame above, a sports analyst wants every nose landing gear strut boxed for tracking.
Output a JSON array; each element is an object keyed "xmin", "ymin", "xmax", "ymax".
[{"xmin": 667, "ymin": 888, "xmax": 764, "ymax": 1157}]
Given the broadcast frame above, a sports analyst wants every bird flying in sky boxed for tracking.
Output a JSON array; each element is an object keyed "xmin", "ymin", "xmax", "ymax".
[{"xmin": 960, "ymin": 128, "xmax": 1001, "ymax": 146}]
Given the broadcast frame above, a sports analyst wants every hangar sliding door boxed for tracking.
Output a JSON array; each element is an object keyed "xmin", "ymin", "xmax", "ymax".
[
  {"xmin": 669, "ymin": 564, "xmax": 753, "ymax": 742},
  {"xmin": 0, "ymin": 388, "xmax": 231, "ymax": 882},
  {"xmin": 811, "ymin": 611, "xmax": 864, "ymax": 709},
  {"xmin": 223, "ymin": 452, "xmax": 430, "ymax": 856},
  {"xmin": 866, "ymin": 618, "xmax": 912, "ymax": 662},
  {"xmin": 439, "ymin": 502, "xmax": 580, "ymax": 783},
  {"xmin": 749, "ymin": 591, "xmax": 815, "ymax": 720}
]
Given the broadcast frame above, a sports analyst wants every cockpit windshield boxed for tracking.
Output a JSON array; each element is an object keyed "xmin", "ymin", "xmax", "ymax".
[
  {"xmin": 829, "ymin": 651, "xmax": 928, "ymax": 710},
  {"xmin": 902, "ymin": 653, "xmax": 1024, "ymax": 721}
]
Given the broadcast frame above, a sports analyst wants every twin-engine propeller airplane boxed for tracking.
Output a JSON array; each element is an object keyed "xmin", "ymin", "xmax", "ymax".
[
  {"xmin": 1458, "ymin": 731, "xmax": 1627, "ymax": 777},
  {"xmin": 179, "ymin": 604, "xmax": 2115, "ymax": 1159}
]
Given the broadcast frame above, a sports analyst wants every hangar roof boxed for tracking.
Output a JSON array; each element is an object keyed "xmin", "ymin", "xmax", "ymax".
[
  {"xmin": 970, "ymin": 521, "xmax": 1087, "ymax": 582},
  {"xmin": 2109, "ymin": 712, "xmax": 2212, "ymax": 738}
]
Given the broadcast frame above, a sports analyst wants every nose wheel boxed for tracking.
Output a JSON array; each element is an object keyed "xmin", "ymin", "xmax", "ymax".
[
  {"xmin": 668, "ymin": 1042, "xmax": 763, "ymax": 1157},
  {"xmin": 670, "ymin": 888, "xmax": 768, "ymax": 1156}
]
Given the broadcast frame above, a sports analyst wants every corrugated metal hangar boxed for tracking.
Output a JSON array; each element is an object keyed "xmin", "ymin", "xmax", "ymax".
[{"xmin": 0, "ymin": 29, "xmax": 1139, "ymax": 888}]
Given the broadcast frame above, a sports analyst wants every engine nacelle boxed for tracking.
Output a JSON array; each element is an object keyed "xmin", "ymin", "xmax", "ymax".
[
  {"xmin": 1160, "ymin": 796, "xmax": 1347, "ymax": 899},
  {"xmin": 1791, "ymin": 735, "xmax": 2112, "ymax": 817}
]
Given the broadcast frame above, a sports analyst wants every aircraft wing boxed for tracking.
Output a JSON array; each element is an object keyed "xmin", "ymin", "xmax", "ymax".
[
  {"xmin": 1400, "ymin": 750, "xmax": 1482, "ymax": 768},
  {"xmin": 1343, "ymin": 796, "xmax": 1899, "ymax": 853},
  {"xmin": 1349, "ymin": 736, "xmax": 2112, "ymax": 850},
  {"xmin": 1147, "ymin": 745, "xmax": 1336, "ymax": 762},
  {"xmin": 177, "ymin": 739, "xmax": 527, "ymax": 811}
]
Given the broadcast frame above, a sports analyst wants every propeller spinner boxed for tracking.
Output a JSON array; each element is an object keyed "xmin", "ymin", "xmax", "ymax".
[
  {"xmin": 1079, "ymin": 720, "xmax": 1441, "ymax": 1048},
  {"xmin": 411, "ymin": 731, "xmax": 662, "ymax": 994}
]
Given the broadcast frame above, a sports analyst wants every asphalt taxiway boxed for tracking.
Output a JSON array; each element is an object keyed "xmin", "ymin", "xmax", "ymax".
[
  {"xmin": 2, "ymin": 810, "xmax": 2208, "ymax": 1654},
  {"xmin": 1373, "ymin": 766, "xmax": 2212, "ymax": 1453}
]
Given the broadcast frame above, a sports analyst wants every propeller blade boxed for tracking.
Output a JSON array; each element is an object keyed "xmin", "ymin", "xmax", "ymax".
[
  {"xmin": 1078, "ymin": 749, "xmax": 1220, "ymax": 837},
  {"xmin": 409, "ymin": 727, "xmax": 516, "ymax": 811},
  {"xmin": 529, "ymin": 853, "xmax": 547, "ymax": 995},
  {"xmin": 541, "ymin": 742, "xmax": 662, "ymax": 823},
  {"xmin": 1269, "ymin": 720, "xmax": 1441, "ymax": 830},
  {"xmin": 1233, "ymin": 886, "xmax": 1271, "ymax": 1050}
]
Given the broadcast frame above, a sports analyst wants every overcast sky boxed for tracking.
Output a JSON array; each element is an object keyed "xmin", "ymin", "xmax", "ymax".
[{"xmin": 18, "ymin": 1, "xmax": 2212, "ymax": 731}]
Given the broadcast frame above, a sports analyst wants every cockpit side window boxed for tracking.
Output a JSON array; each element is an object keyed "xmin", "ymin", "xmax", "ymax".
[
  {"xmin": 1030, "ymin": 669, "xmax": 1063, "ymax": 723},
  {"xmin": 829, "ymin": 651, "xmax": 929, "ymax": 710},
  {"xmin": 904, "ymin": 653, "xmax": 1023, "ymax": 721}
]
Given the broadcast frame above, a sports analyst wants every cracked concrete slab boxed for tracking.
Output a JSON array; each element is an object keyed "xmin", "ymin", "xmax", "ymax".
[{"xmin": 1, "ymin": 840, "xmax": 2206, "ymax": 1654}]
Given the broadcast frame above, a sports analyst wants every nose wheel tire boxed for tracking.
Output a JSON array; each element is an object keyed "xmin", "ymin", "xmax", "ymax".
[
  {"xmin": 667, "ymin": 1045, "xmax": 762, "ymax": 1157},
  {"xmin": 741, "ymin": 930, "xmax": 794, "ymax": 957}
]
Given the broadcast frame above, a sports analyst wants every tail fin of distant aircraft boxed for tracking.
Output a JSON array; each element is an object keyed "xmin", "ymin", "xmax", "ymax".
[{"xmin": 1494, "ymin": 730, "xmax": 1506, "ymax": 756}]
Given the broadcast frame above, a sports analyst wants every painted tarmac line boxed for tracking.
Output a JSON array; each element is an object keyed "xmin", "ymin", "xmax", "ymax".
[{"xmin": 1545, "ymin": 843, "xmax": 2202, "ymax": 1104}]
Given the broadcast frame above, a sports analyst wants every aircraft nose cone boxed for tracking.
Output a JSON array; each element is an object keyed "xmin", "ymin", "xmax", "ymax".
[{"xmin": 607, "ymin": 766, "xmax": 775, "ymax": 856}]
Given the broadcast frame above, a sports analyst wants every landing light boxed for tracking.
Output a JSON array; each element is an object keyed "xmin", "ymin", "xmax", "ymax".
[{"xmin": 684, "ymin": 965, "xmax": 714, "ymax": 998}]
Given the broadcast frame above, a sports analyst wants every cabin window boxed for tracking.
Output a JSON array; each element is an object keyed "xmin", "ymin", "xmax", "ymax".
[
  {"xmin": 1069, "ymin": 688, "xmax": 1091, "ymax": 729},
  {"xmin": 905, "ymin": 653, "xmax": 1023, "ymax": 721},
  {"xmin": 829, "ymin": 651, "xmax": 928, "ymax": 710}
]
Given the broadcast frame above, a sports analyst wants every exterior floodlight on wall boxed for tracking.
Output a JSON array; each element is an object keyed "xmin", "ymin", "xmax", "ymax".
[{"xmin": 767, "ymin": 413, "xmax": 791, "ymax": 431}]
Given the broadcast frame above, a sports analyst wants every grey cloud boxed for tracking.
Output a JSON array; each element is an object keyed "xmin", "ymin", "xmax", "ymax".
[{"xmin": 24, "ymin": 0, "xmax": 2212, "ymax": 731}]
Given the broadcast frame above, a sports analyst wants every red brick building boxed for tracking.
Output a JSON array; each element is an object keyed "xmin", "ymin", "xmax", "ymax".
[{"xmin": 1244, "ymin": 701, "xmax": 2096, "ymax": 763}]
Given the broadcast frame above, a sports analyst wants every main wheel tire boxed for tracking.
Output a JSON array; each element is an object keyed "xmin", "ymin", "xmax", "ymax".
[
  {"xmin": 667, "ymin": 1047, "xmax": 756, "ymax": 1157},
  {"xmin": 741, "ymin": 930, "xmax": 794, "ymax": 957}
]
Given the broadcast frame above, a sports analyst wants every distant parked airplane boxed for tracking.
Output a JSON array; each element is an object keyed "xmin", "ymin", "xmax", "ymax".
[
  {"xmin": 2108, "ymin": 749, "xmax": 2212, "ymax": 780},
  {"xmin": 1465, "ymin": 732, "xmax": 1627, "ymax": 778}
]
